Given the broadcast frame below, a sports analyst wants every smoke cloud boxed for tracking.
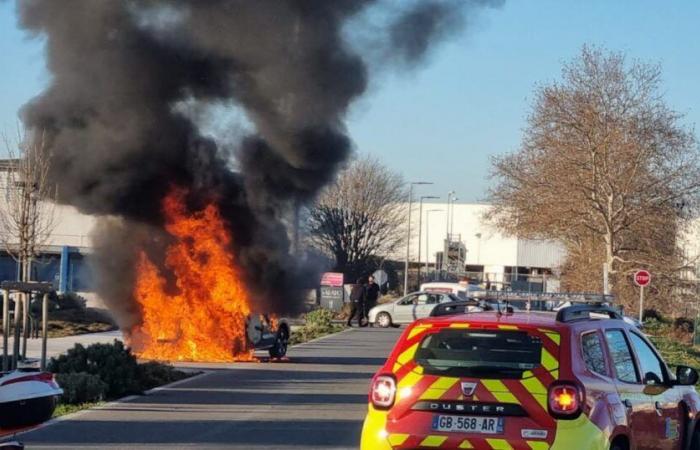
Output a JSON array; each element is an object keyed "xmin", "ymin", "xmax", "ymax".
[{"xmin": 16, "ymin": 0, "xmax": 503, "ymax": 329}]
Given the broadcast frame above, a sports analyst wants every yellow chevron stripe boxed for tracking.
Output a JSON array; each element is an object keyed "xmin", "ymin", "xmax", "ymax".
[
  {"xmin": 481, "ymin": 379, "xmax": 520, "ymax": 404},
  {"xmin": 387, "ymin": 434, "xmax": 409, "ymax": 446},
  {"xmin": 527, "ymin": 441, "xmax": 550, "ymax": 450},
  {"xmin": 419, "ymin": 377, "xmax": 459, "ymax": 400},
  {"xmin": 397, "ymin": 342, "xmax": 419, "ymax": 366},
  {"xmin": 541, "ymin": 348, "xmax": 558, "ymax": 372},
  {"xmin": 420, "ymin": 435, "xmax": 447, "ymax": 447},
  {"xmin": 450, "ymin": 323, "xmax": 470, "ymax": 328},
  {"xmin": 459, "ymin": 439, "xmax": 474, "ymax": 448},
  {"xmin": 398, "ymin": 371, "xmax": 422, "ymax": 391},
  {"xmin": 498, "ymin": 325, "xmax": 518, "ymax": 330},
  {"xmin": 520, "ymin": 376, "xmax": 548, "ymax": 410},
  {"xmin": 408, "ymin": 324, "xmax": 433, "ymax": 340},
  {"xmin": 545, "ymin": 332, "xmax": 560, "ymax": 346},
  {"xmin": 486, "ymin": 438, "xmax": 513, "ymax": 449}
]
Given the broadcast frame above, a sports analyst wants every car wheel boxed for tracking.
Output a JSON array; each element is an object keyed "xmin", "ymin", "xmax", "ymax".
[
  {"xmin": 376, "ymin": 312, "xmax": 392, "ymax": 328},
  {"xmin": 269, "ymin": 328, "xmax": 289, "ymax": 358}
]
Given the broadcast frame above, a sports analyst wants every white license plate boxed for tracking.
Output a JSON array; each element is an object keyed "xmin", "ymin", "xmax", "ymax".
[{"xmin": 432, "ymin": 415, "xmax": 505, "ymax": 434}]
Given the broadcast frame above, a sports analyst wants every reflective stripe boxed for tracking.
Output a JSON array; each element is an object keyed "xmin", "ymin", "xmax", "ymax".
[
  {"xmin": 481, "ymin": 379, "xmax": 520, "ymax": 404},
  {"xmin": 541, "ymin": 348, "xmax": 558, "ymax": 372},
  {"xmin": 408, "ymin": 324, "xmax": 433, "ymax": 340},
  {"xmin": 398, "ymin": 371, "xmax": 422, "ymax": 389},
  {"xmin": 498, "ymin": 325, "xmax": 519, "ymax": 330},
  {"xmin": 397, "ymin": 342, "xmax": 419, "ymax": 365},
  {"xmin": 388, "ymin": 434, "xmax": 409, "ymax": 446},
  {"xmin": 419, "ymin": 376, "xmax": 459, "ymax": 400},
  {"xmin": 527, "ymin": 441, "xmax": 550, "ymax": 450},
  {"xmin": 450, "ymin": 323, "xmax": 470, "ymax": 328},
  {"xmin": 545, "ymin": 332, "xmax": 560, "ymax": 346},
  {"xmin": 459, "ymin": 439, "xmax": 474, "ymax": 448},
  {"xmin": 420, "ymin": 435, "xmax": 448, "ymax": 447},
  {"xmin": 520, "ymin": 376, "xmax": 548, "ymax": 410},
  {"xmin": 486, "ymin": 438, "xmax": 514, "ymax": 449}
]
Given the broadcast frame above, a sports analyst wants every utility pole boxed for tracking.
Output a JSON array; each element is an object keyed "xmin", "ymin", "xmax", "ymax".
[
  {"xmin": 425, "ymin": 209, "xmax": 443, "ymax": 281},
  {"xmin": 417, "ymin": 195, "xmax": 439, "ymax": 283},
  {"xmin": 404, "ymin": 182, "xmax": 432, "ymax": 295}
]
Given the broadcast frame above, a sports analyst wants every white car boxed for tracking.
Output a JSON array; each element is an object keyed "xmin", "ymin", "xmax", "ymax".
[{"xmin": 368, "ymin": 292, "xmax": 480, "ymax": 328}]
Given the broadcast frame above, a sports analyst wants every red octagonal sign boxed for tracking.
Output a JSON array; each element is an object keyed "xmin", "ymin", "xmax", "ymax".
[{"xmin": 634, "ymin": 270, "xmax": 651, "ymax": 287}]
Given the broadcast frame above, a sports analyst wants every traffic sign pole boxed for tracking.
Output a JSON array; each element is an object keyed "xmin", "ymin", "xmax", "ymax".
[{"xmin": 633, "ymin": 270, "xmax": 651, "ymax": 323}]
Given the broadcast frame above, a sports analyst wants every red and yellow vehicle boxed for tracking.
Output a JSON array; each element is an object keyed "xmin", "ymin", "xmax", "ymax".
[{"xmin": 361, "ymin": 304, "xmax": 700, "ymax": 449}]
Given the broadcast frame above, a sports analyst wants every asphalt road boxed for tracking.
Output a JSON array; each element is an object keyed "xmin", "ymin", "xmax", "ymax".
[{"xmin": 17, "ymin": 327, "xmax": 403, "ymax": 450}]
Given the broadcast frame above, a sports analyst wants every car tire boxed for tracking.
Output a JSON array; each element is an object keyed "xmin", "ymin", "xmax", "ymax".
[
  {"xmin": 376, "ymin": 312, "xmax": 392, "ymax": 328},
  {"xmin": 269, "ymin": 328, "xmax": 289, "ymax": 358}
]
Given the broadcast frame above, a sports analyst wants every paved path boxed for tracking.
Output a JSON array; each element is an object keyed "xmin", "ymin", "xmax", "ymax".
[
  {"xmin": 4, "ymin": 330, "xmax": 123, "ymax": 362},
  {"xmin": 16, "ymin": 327, "xmax": 403, "ymax": 449}
]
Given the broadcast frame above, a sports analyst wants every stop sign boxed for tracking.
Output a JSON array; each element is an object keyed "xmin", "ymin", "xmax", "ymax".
[{"xmin": 634, "ymin": 270, "xmax": 651, "ymax": 287}]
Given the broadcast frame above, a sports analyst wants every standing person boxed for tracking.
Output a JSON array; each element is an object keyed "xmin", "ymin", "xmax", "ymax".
[
  {"xmin": 347, "ymin": 278, "xmax": 366, "ymax": 327},
  {"xmin": 364, "ymin": 275, "xmax": 380, "ymax": 323}
]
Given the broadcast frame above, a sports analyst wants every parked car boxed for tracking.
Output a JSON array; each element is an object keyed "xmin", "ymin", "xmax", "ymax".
[
  {"xmin": 361, "ymin": 304, "xmax": 700, "ymax": 450},
  {"xmin": 368, "ymin": 292, "xmax": 480, "ymax": 328},
  {"xmin": 420, "ymin": 282, "xmax": 484, "ymax": 300}
]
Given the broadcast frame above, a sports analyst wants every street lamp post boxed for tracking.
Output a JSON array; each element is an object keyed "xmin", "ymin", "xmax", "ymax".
[
  {"xmin": 425, "ymin": 209, "xmax": 443, "ymax": 281},
  {"xmin": 417, "ymin": 195, "xmax": 439, "ymax": 283},
  {"xmin": 405, "ymin": 182, "xmax": 433, "ymax": 296}
]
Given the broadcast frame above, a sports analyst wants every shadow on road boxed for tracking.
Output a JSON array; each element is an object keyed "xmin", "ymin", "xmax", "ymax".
[{"xmin": 22, "ymin": 419, "xmax": 363, "ymax": 447}]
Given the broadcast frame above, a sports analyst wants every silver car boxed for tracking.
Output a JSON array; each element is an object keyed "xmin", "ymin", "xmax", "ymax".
[{"xmin": 368, "ymin": 292, "xmax": 479, "ymax": 328}]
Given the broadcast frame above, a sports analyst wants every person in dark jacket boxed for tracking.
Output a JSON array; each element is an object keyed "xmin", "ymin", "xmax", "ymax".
[
  {"xmin": 347, "ymin": 278, "xmax": 366, "ymax": 327},
  {"xmin": 364, "ymin": 275, "xmax": 380, "ymax": 319}
]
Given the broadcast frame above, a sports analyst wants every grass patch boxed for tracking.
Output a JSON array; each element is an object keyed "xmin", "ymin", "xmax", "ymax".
[
  {"xmin": 53, "ymin": 402, "xmax": 103, "ymax": 418},
  {"xmin": 645, "ymin": 319, "xmax": 700, "ymax": 370},
  {"xmin": 47, "ymin": 308, "xmax": 117, "ymax": 338}
]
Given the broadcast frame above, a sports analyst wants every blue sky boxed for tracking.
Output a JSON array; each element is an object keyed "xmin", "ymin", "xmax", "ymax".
[{"xmin": 1, "ymin": 1, "xmax": 699, "ymax": 202}]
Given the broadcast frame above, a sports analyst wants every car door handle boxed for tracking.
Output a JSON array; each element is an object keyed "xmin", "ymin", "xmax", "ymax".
[{"xmin": 654, "ymin": 401, "xmax": 663, "ymax": 416}]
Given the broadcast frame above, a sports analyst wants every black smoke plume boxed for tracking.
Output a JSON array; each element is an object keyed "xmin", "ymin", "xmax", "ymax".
[{"xmin": 16, "ymin": 0, "xmax": 503, "ymax": 330}]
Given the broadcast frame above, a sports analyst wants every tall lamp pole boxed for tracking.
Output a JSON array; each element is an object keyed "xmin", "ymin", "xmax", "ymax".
[
  {"xmin": 425, "ymin": 209, "xmax": 443, "ymax": 280},
  {"xmin": 405, "ymin": 182, "xmax": 433, "ymax": 295},
  {"xmin": 417, "ymin": 195, "xmax": 439, "ymax": 282},
  {"xmin": 445, "ymin": 191, "xmax": 455, "ymax": 241}
]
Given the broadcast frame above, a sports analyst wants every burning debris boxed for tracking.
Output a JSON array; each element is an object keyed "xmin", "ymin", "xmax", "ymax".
[{"xmin": 16, "ymin": 0, "xmax": 503, "ymax": 361}]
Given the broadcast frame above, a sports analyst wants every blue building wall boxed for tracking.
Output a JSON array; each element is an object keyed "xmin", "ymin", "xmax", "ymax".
[{"xmin": 0, "ymin": 249, "xmax": 93, "ymax": 292}]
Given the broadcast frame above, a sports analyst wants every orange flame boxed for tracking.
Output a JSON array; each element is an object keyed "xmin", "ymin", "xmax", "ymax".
[{"xmin": 129, "ymin": 188, "xmax": 254, "ymax": 362}]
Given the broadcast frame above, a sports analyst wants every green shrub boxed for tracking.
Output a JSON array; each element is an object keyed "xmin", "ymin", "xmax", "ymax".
[
  {"xmin": 138, "ymin": 361, "xmax": 188, "ymax": 391},
  {"xmin": 55, "ymin": 372, "xmax": 108, "ymax": 405},
  {"xmin": 305, "ymin": 308, "xmax": 334, "ymax": 331},
  {"xmin": 49, "ymin": 340, "xmax": 142, "ymax": 398}
]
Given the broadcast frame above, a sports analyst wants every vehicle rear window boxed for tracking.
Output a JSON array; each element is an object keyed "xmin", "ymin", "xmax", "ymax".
[{"xmin": 414, "ymin": 329, "xmax": 542, "ymax": 378}]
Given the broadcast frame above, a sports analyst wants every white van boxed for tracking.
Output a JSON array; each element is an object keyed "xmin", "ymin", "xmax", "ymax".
[{"xmin": 419, "ymin": 282, "xmax": 483, "ymax": 300}]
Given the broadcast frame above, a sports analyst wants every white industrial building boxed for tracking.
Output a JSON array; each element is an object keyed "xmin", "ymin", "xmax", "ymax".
[{"xmin": 402, "ymin": 202, "xmax": 567, "ymax": 291}]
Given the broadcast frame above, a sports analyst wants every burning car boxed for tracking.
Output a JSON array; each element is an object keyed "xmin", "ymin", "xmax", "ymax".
[{"xmin": 246, "ymin": 314, "xmax": 290, "ymax": 359}]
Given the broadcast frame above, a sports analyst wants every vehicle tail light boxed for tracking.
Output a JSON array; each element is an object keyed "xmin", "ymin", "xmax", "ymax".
[
  {"xmin": 371, "ymin": 375, "xmax": 396, "ymax": 410},
  {"xmin": 548, "ymin": 382, "xmax": 583, "ymax": 419}
]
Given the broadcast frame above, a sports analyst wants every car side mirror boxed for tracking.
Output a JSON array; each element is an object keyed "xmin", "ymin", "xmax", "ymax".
[{"xmin": 676, "ymin": 366, "xmax": 699, "ymax": 386}]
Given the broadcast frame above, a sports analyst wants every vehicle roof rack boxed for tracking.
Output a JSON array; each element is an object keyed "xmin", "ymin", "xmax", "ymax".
[
  {"xmin": 473, "ymin": 291, "xmax": 615, "ymax": 304},
  {"xmin": 555, "ymin": 304, "xmax": 623, "ymax": 323},
  {"xmin": 430, "ymin": 300, "xmax": 478, "ymax": 317}
]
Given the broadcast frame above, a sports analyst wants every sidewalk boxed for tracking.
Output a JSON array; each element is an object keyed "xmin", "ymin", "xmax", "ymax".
[{"xmin": 3, "ymin": 330, "xmax": 123, "ymax": 361}]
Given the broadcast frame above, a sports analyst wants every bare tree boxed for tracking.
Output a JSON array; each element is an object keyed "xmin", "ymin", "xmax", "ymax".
[
  {"xmin": 0, "ymin": 129, "xmax": 58, "ymax": 282},
  {"xmin": 307, "ymin": 155, "xmax": 406, "ymax": 280},
  {"xmin": 488, "ymin": 46, "xmax": 700, "ymax": 313},
  {"xmin": 0, "ymin": 129, "xmax": 57, "ymax": 359}
]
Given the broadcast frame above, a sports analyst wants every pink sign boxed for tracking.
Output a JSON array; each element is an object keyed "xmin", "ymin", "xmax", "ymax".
[{"xmin": 321, "ymin": 272, "xmax": 344, "ymax": 287}]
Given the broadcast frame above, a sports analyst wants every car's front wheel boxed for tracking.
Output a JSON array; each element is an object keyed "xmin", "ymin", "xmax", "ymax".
[
  {"xmin": 376, "ymin": 312, "xmax": 392, "ymax": 328},
  {"xmin": 269, "ymin": 327, "xmax": 289, "ymax": 358}
]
